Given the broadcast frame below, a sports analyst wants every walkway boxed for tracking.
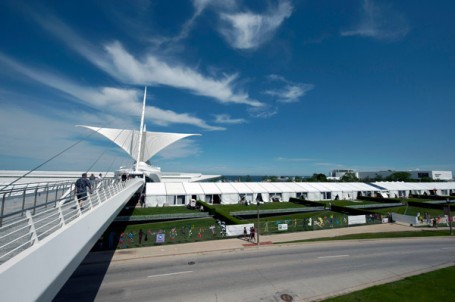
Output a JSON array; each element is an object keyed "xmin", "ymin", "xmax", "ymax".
[{"xmin": 84, "ymin": 223, "xmax": 449, "ymax": 263}]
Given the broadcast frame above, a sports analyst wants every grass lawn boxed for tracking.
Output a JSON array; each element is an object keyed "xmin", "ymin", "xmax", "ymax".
[
  {"xmin": 324, "ymin": 265, "xmax": 455, "ymax": 302},
  {"xmin": 371, "ymin": 206, "xmax": 445, "ymax": 217},
  {"xmin": 128, "ymin": 206, "xmax": 197, "ymax": 215},
  {"xmin": 212, "ymin": 202, "xmax": 308, "ymax": 212},
  {"xmin": 317, "ymin": 200, "xmax": 380, "ymax": 207},
  {"xmin": 279, "ymin": 230, "xmax": 452, "ymax": 243}
]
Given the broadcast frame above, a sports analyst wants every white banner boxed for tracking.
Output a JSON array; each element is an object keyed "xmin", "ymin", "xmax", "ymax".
[
  {"xmin": 391, "ymin": 213, "xmax": 418, "ymax": 225},
  {"xmin": 278, "ymin": 224, "xmax": 288, "ymax": 231},
  {"xmin": 226, "ymin": 223, "xmax": 254, "ymax": 237},
  {"xmin": 348, "ymin": 215, "xmax": 366, "ymax": 225}
]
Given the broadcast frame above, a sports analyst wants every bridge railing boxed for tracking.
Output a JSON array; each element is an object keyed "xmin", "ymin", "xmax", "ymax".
[
  {"xmin": 0, "ymin": 179, "xmax": 136, "ymax": 265},
  {"xmin": 0, "ymin": 178, "xmax": 118, "ymax": 227}
]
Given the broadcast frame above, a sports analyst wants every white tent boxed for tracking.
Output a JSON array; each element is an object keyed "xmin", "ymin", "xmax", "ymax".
[
  {"xmin": 215, "ymin": 183, "xmax": 239, "ymax": 204},
  {"xmin": 164, "ymin": 182, "xmax": 186, "ymax": 205},
  {"xmin": 230, "ymin": 183, "xmax": 254, "ymax": 204},
  {"xmin": 200, "ymin": 183, "xmax": 222, "ymax": 204},
  {"xmin": 182, "ymin": 182, "xmax": 205, "ymax": 204},
  {"xmin": 145, "ymin": 183, "xmax": 167, "ymax": 207},
  {"xmin": 144, "ymin": 181, "xmax": 455, "ymax": 206}
]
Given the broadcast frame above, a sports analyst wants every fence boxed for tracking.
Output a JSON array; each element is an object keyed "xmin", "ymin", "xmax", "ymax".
[{"xmin": 100, "ymin": 212, "xmax": 385, "ymax": 250}]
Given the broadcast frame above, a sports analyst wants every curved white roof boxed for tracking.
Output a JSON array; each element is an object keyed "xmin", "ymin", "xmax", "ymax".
[{"xmin": 79, "ymin": 126, "xmax": 200, "ymax": 163}]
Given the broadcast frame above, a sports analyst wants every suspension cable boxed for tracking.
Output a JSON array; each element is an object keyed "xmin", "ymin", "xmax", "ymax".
[{"xmin": 0, "ymin": 127, "xmax": 103, "ymax": 191}]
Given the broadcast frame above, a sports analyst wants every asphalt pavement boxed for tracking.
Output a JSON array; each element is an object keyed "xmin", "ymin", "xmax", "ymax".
[{"xmin": 85, "ymin": 223, "xmax": 450, "ymax": 264}]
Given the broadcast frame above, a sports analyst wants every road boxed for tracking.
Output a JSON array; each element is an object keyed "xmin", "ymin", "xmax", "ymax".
[{"xmin": 54, "ymin": 237, "xmax": 455, "ymax": 302}]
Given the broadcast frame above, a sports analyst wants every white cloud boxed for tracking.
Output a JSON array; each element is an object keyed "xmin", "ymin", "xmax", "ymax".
[
  {"xmin": 0, "ymin": 52, "xmax": 224, "ymax": 131},
  {"xmin": 155, "ymin": 139, "xmax": 201, "ymax": 160},
  {"xmin": 26, "ymin": 10, "xmax": 263, "ymax": 108},
  {"xmin": 0, "ymin": 101, "xmax": 131, "ymax": 171},
  {"xmin": 341, "ymin": 0, "xmax": 410, "ymax": 41},
  {"xmin": 218, "ymin": 0, "xmax": 293, "ymax": 49},
  {"xmin": 265, "ymin": 74, "xmax": 314, "ymax": 103},
  {"xmin": 213, "ymin": 114, "xmax": 247, "ymax": 125},
  {"xmin": 247, "ymin": 105, "xmax": 278, "ymax": 119},
  {"xmin": 102, "ymin": 42, "xmax": 263, "ymax": 107}
]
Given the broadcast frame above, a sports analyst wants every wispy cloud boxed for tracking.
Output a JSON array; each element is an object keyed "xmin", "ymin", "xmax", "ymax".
[
  {"xmin": 0, "ymin": 101, "xmax": 131, "ymax": 171},
  {"xmin": 26, "ymin": 9, "xmax": 263, "ymax": 108},
  {"xmin": 341, "ymin": 0, "xmax": 410, "ymax": 41},
  {"xmin": 0, "ymin": 52, "xmax": 224, "ymax": 131},
  {"xmin": 156, "ymin": 139, "xmax": 201, "ymax": 160},
  {"xmin": 218, "ymin": 0, "xmax": 293, "ymax": 49},
  {"xmin": 247, "ymin": 105, "xmax": 278, "ymax": 119},
  {"xmin": 102, "ymin": 41, "xmax": 263, "ymax": 107},
  {"xmin": 213, "ymin": 114, "xmax": 247, "ymax": 125},
  {"xmin": 265, "ymin": 74, "xmax": 314, "ymax": 103},
  {"xmin": 170, "ymin": 0, "xmax": 237, "ymax": 43}
]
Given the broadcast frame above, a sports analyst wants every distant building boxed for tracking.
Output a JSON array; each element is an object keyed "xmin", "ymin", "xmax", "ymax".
[
  {"xmin": 357, "ymin": 170, "xmax": 453, "ymax": 181},
  {"xmin": 328, "ymin": 169, "xmax": 359, "ymax": 181}
]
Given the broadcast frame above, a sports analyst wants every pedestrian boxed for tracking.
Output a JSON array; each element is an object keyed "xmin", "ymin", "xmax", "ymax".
[
  {"xmin": 89, "ymin": 173, "xmax": 96, "ymax": 192},
  {"xmin": 140, "ymin": 193, "xmax": 146, "ymax": 208},
  {"xmin": 250, "ymin": 226, "xmax": 255, "ymax": 242},
  {"xmin": 138, "ymin": 229, "xmax": 144, "ymax": 245},
  {"xmin": 75, "ymin": 173, "xmax": 91, "ymax": 208},
  {"xmin": 243, "ymin": 227, "xmax": 248, "ymax": 240}
]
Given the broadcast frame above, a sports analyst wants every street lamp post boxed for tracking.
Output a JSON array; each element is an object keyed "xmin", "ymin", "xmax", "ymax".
[
  {"xmin": 447, "ymin": 199, "xmax": 453, "ymax": 236},
  {"xmin": 256, "ymin": 200, "xmax": 260, "ymax": 245}
]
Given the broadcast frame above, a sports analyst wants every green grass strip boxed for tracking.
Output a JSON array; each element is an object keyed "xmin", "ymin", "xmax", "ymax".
[
  {"xmin": 279, "ymin": 230, "xmax": 452, "ymax": 243},
  {"xmin": 324, "ymin": 265, "xmax": 455, "ymax": 301}
]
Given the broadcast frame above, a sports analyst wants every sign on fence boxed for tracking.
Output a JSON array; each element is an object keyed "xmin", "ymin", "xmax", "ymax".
[
  {"xmin": 155, "ymin": 233, "xmax": 165, "ymax": 243},
  {"xmin": 348, "ymin": 215, "xmax": 366, "ymax": 225},
  {"xmin": 226, "ymin": 224, "xmax": 254, "ymax": 237},
  {"xmin": 278, "ymin": 224, "xmax": 288, "ymax": 231}
]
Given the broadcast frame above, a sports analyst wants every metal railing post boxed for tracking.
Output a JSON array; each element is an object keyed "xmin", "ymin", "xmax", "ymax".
[
  {"xmin": 75, "ymin": 196, "xmax": 82, "ymax": 216},
  {"xmin": 95, "ymin": 190, "xmax": 101, "ymax": 206},
  {"xmin": 54, "ymin": 184, "xmax": 59, "ymax": 207},
  {"xmin": 0, "ymin": 193, "xmax": 5, "ymax": 227},
  {"xmin": 87, "ymin": 193, "xmax": 94, "ymax": 209},
  {"xmin": 107, "ymin": 186, "xmax": 112, "ymax": 199},
  {"xmin": 21, "ymin": 187, "xmax": 26, "ymax": 217},
  {"xmin": 57, "ymin": 204, "xmax": 66, "ymax": 226},
  {"xmin": 32, "ymin": 187, "xmax": 38, "ymax": 215},
  {"xmin": 45, "ymin": 184, "xmax": 49, "ymax": 209},
  {"xmin": 26, "ymin": 210, "xmax": 39, "ymax": 245}
]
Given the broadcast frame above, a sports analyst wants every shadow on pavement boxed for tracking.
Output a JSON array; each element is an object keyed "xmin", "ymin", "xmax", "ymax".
[{"xmin": 53, "ymin": 189, "xmax": 142, "ymax": 301}]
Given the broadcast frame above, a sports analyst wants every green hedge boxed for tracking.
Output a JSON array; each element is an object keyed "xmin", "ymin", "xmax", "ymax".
[{"xmin": 196, "ymin": 200, "xmax": 243, "ymax": 224}]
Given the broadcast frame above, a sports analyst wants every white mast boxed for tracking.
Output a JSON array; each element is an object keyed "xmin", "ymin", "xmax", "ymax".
[{"xmin": 135, "ymin": 86, "xmax": 147, "ymax": 171}]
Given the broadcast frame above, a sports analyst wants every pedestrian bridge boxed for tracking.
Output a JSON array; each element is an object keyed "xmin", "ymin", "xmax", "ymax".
[{"xmin": 0, "ymin": 177, "xmax": 144, "ymax": 301}]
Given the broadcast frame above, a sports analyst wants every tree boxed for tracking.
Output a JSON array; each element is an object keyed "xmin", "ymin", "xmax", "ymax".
[
  {"xmin": 386, "ymin": 172, "xmax": 411, "ymax": 182},
  {"xmin": 309, "ymin": 173, "xmax": 327, "ymax": 182},
  {"xmin": 340, "ymin": 172, "xmax": 359, "ymax": 182}
]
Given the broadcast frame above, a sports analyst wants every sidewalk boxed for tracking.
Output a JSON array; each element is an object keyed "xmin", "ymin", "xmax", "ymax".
[{"xmin": 85, "ymin": 223, "xmax": 448, "ymax": 263}]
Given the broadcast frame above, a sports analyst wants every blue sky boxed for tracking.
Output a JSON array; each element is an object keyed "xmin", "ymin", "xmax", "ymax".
[{"xmin": 0, "ymin": 0, "xmax": 454, "ymax": 176}]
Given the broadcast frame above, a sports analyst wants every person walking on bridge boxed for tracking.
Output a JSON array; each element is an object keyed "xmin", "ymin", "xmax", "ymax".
[{"xmin": 75, "ymin": 173, "xmax": 91, "ymax": 209}]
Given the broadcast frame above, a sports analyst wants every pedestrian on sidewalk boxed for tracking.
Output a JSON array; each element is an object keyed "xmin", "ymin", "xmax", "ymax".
[{"xmin": 138, "ymin": 229, "xmax": 144, "ymax": 245}]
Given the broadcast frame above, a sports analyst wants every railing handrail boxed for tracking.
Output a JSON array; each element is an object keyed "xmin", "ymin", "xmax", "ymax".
[{"xmin": 0, "ymin": 178, "xmax": 142, "ymax": 264}]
